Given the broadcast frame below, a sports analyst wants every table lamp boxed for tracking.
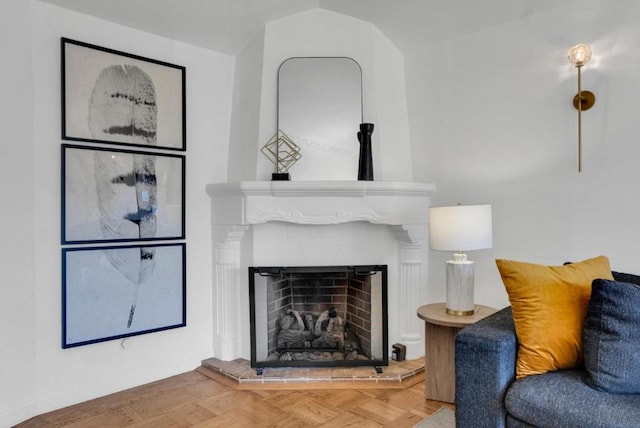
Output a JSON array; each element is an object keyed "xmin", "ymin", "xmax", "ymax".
[{"xmin": 429, "ymin": 204, "xmax": 493, "ymax": 316}]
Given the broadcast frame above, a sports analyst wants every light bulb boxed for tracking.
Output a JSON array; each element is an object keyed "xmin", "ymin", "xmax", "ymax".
[{"xmin": 568, "ymin": 44, "xmax": 592, "ymax": 67}]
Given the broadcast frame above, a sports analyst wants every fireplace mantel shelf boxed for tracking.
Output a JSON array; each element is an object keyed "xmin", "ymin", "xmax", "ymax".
[
  {"xmin": 206, "ymin": 181, "xmax": 435, "ymax": 226},
  {"xmin": 206, "ymin": 181, "xmax": 435, "ymax": 198}
]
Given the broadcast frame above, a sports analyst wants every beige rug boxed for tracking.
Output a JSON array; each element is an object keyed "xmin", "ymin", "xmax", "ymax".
[{"xmin": 415, "ymin": 406, "xmax": 455, "ymax": 428}]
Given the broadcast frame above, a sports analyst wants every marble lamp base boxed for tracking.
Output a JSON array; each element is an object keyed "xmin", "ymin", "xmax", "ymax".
[{"xmin": 445, "ymin": 253, "xmax": 475, "ymax": 316}]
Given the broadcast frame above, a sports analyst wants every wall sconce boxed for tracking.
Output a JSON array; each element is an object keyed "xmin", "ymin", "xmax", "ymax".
[{"xmin": 568, "ymin": 43, "xmax": 596, "ymax": 172}]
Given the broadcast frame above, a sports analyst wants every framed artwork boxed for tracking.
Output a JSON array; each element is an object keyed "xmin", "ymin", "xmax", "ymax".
[
  {"xmin": 61, "ymin": 37, "xmax": 186, "ymax": 151},
  {"xmin": 62, "ymin": 144, "xmax": 185, "ymax": 244},
  {"xmin": 62, "ymin": 243, "xmax": 187, "ymax": 348}
]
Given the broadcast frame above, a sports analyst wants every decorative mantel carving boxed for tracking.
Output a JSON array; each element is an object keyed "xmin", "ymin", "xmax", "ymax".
[
  {"xmin": 207, "ymin": 181, "xmax": 435, "ymax": 361},
  {"xmin": 206, "ymin": 180, "xmax": 435, "ymax": 227}
]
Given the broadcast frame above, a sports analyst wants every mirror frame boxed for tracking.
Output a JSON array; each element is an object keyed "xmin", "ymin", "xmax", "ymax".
[{"xmin": 275, "ymin": 57, "xmax": 363, "ymax": 180}]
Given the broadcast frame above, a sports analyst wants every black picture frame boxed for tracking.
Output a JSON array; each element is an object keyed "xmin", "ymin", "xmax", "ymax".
[
  {"xmin": 61, "ymin": 37, "xmax": 186, "ymax": 151},
  {"xmin": 62, "ymin": 243, "xmax": 187, "ymax": 348},
  {"xmin": 62, "ymin": 144, "xmax": 185, "ymax": 244}
]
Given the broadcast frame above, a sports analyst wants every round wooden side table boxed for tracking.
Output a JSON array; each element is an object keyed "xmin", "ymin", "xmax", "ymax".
[{"xmin": 417, "ymin": 302, "xmax": 497, "ymax": 403}]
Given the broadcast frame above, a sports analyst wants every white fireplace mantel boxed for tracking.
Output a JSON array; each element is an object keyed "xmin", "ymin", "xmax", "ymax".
[
  {"xmin": 206, "ymin": 181, "xmax": 436, "ymax": 361},
  {"xmin": 206, "ymin": 180, "xmax": 435, "ymax": 226}
]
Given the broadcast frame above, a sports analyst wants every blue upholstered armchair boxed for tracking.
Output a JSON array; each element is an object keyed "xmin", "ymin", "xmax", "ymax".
[{"xmin": 455, "ymin": 304, "xmax": 640, "ymax": 427}]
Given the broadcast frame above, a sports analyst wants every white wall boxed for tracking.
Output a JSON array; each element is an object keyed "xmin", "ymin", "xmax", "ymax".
[
  {"xmin": 227, "ymin": 8, "xmax": 414, "ymax": 182},
  {"xmin": 0, "ymin": 1, "xmax": 37, "ymax": 425},
  {"xmin": 0, "ymin": 2, "xmax": 234, "ymax": 425},
  {"xmin": 227, "ymin": 30, "xmax": 264, "ymax": 182},
  {"xmin": 408, "ymin": 0, "xmax": 640, "ymax": 309}
]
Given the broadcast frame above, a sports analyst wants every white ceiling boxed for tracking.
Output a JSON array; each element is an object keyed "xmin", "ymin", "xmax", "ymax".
[{"xmin": 38, "ymin": 0, "xmax": 575, "ymax": 55}]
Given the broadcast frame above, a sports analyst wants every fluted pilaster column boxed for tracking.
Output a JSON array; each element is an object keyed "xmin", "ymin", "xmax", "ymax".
[
  {"xmin": 212, "ymin": 225, "xmax": 249, "ymax": 360},
  {"xmin": 390, "ymin": 225, "xmax": 429, "ymax": 359}
]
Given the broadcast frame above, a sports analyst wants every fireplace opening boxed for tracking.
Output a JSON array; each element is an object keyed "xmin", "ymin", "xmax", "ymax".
[{"xmin": 249, "ymin": 265, "xmax": 388, "ymax": 373}]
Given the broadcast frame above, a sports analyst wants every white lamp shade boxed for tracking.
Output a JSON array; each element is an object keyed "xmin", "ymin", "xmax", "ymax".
[{"xmin": 429, "ymin": 205, "xmax": 493, "ymax": 251}]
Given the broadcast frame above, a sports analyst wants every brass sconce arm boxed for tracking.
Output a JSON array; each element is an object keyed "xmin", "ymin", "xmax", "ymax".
[{"xmin": 568, "ymin": 44, "xmax": 596, "ymax": 172}]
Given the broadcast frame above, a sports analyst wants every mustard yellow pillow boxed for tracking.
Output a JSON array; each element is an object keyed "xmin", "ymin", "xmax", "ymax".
[{"xmin": 496, "ymin": 256, "xmax": 613, "ymax": 379}]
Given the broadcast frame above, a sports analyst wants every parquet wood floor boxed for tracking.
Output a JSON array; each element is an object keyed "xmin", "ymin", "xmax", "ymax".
[{"xmin": 16, "ymin": 369, "xmax": 453, "ymax": 427}]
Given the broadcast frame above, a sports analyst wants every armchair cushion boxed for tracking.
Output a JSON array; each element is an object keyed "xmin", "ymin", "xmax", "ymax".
[
  {"xmin": 583, "ymin": 278, "xmax": 640, "ymax": 393},
  {"xmin": 505, "ymin": 369, "xmax": 640, "ymax": 428},
  {"xmin": 495, "ymin": 256, "xmax": 613, "ymax": 379},
  {"xmin": 612, "ymin": 271, "xmax": 640, "ymax": 285}
]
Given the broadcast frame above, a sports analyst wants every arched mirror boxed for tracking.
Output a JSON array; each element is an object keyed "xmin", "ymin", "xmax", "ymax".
[{"xmin": 276, "ymin": 57, "xmax": 363, "ymax": 180}]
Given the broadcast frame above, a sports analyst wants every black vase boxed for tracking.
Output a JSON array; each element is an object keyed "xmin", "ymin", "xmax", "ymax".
[{"xmin": 357, "ymin": 123, "xmax": 374, "ymax": 181}]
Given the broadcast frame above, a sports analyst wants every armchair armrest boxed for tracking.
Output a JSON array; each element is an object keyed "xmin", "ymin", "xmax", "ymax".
[{"xmin": 455, "ymin": 307, "xmax": 517, "ymax": 428}]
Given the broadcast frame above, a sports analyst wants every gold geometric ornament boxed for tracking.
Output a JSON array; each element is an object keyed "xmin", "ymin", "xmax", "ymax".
[{"xmin": 260, "ymin": 130, "xmax": 301, "ymax": 173}]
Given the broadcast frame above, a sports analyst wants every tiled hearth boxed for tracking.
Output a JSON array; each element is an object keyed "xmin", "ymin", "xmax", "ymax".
[{"xmin": 198, "ymin": 357, "xmax": 425, "ymax": 389}]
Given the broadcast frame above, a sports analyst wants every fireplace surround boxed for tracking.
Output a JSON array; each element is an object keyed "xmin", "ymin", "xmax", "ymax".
[{"xmin": 206, "ymin": 180, "xmax": 435, "ymax": 363}]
